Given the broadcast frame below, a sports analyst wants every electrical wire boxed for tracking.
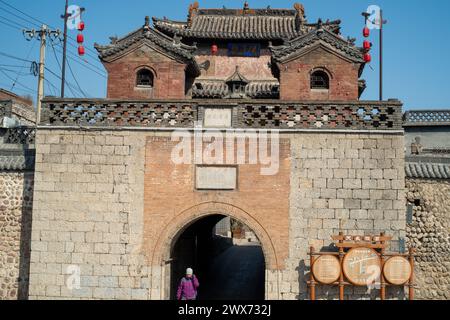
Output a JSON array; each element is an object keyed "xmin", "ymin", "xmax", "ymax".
[
  {"xmin": 0, "ymin": 14, "xmax": 29, "ymax": 29},
  {"xmin": 66, "ymin": 56, "xmax": 88, "ymax": 97},
  {"xmin": 50, "ymin": 37, "xmax": 88, "ymax": 97},
  {"xmin": 0, "ymin": 51, "xmax": 34, "ymax": 63},
  {"xmin": 0, "ymin": 5, "xmax": 40, "ymax": 28},
  {"xmin": 0, "ymin": 0, "xmax": 101, "ymax": 58},
  {"xmin": 0, "ymin": 19, "xmax": 20, "ymax": 30},
  {"xmin": 0, "ymin": 68, "xmax": 37, "ymax": 93},
  {"xmin": 44, "ymin": 67, "xmax": 86, "ymax": 98},
  {"xmin": 11, "ymin": 40, "xmax": 36, "ymax": 92}
]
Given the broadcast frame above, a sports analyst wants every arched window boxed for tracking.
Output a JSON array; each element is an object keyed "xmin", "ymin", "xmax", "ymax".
[
  {"xmin": 310, "ymin": 70, "xmax": 329, "ymax": 90},
  {"xmin": 136, "ymin": 68, "xmax": 154, "ymax": 87}
]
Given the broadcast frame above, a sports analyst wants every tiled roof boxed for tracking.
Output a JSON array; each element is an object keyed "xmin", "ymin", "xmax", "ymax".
[
  {"xmin": 270, "ymin": 26, "xmax": 364, "ymax": 63},
  {"xmin": 94, "ymin": 21, "xmax": 200, "ymax": 76},
  {"xmin": 0, "ymin": 154, "xmax": 35, "ymax": 171},
  {"xmin": 192, "ymin": 80, "xmax": 279, "ymax": 99},
  {"xmin": 152, "ymin": 3, "xmax": 341, "ymax": 40},
  {"xmin": 406, "ymin": 162, "xmax": 450, "ymax": 179}
]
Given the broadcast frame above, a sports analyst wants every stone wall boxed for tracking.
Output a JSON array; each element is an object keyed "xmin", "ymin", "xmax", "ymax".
[
  {"xmin": 281, "ymin": 133, "xmax": 406, "ymax": 300},
  {"xmin": 29, "ymin": 130, "xmax": 148, "ymax": 300},
  {"xmin": 29, "ymin": 129, "xmax": 405, "ymax": 300},
  {"xmin": 0, "ymin": 172, "xmax": 34, "ymax": 300},
  {"xmin": 406, "ymin": 179, "xmax": 450, "ymax": 300}
]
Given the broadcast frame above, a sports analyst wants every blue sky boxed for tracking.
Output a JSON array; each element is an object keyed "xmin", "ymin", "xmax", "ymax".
[{"xmin": 0, "ymin": 0, "xmax": 449, "ymax": 110}]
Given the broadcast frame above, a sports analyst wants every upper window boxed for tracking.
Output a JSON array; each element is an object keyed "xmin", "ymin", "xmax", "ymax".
[
  {"xmin": 136, "ymin": 69, "xmax": 154, "ymax": 87},
  {"xmin": 310, "ymin": 70, "xmax": 329, "ymax": 90}
]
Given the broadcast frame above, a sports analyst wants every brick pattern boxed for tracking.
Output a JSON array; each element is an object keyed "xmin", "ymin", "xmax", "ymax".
[
  {"xmin": 278, "ymin": 47, "xmax": 360, "ymax": 101},
  {"xmin": 40, "ymin": 99, "xmax": 403, "ymax": 131},
  {"xmin": 104, "ymin": 47, "xmax": 187, "ymax": 100}
]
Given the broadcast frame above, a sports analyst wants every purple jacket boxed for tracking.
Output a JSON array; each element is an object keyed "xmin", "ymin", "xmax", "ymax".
[{"xmin": 177, "ymin": 276, "xmax": 199, "ymax": 300}]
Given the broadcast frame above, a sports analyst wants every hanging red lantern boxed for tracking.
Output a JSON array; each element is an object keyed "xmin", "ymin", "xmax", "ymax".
[
  {"xmin": 363, "ymin": 40, "xmax": 371, "ymax": 50},
  {"xmin": 78, "ymin": 45, "xmax": 85, "ymax": 56},
  {"xmin": 364, "ymin": 53, "xmax": 371, "ymax": 63},
  {"xmin": 211, "ymin": 44, "xmax": 218, "ymax": 55},
  {"xmin": 77, "ymin": 33, "xmax": 84, "ymax": 44},
  {"xmin": 77, "ymin": 21, "xmax": 85, "ymax": 31},
  {"xmin": 363, "ymin": 26, "xmax": 370, "ymax": 37}
]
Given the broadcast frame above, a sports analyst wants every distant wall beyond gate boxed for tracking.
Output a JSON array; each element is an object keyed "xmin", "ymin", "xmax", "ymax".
[{"xmin": 28, "ymin": 128, "xmax": 405, "ymax": 300}]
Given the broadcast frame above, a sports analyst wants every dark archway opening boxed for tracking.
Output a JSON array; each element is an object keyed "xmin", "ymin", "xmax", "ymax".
[{"xmin": 170, "ymin": 214, "xmax": 265, "ymax": 300}]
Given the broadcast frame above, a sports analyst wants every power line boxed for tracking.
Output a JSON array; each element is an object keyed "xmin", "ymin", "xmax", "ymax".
[
  {"xmin": 66, "ymin": 57, "xmax": 88, "ymax": 97},
  {"xmin": 48, "ymin": 37, "xmax": 78, "ymax": 97},
  {"xmin": 0, "ymin": 68, "xmax": 37, "ymax": 93},
  {"xmin": 44, "ymin": 66, "xmax": 86, "ymax": 98},
  {"xmin": 0, "ymin": 19, "xmax": 20, "ymax": 30},
  {"xmin": 54, "ymin": 46, "xmax": 107, "ymax": 78},
  {"xmin": 11, "ymin": 40, "xmax": 37, "ymax": 92},
  {"xmin": 0, "ymin": 5, "xmax": 40, "ymax": 28},
  {"xmin": 0, "ymin": 64, "xmax": 26, "ymax": 68},
  {"xmin": 0, "ymin": 14, "xmax": 29, "ymax": 29},
  {"xmin": 54, "ymin": 41, "xmax": 106, "ymax": 76},
  {"xmin": 0, "ymin": 0, "xmax": 46, "ymax": 27},
  {"xmin": 0, "ymin": 81, "xmax": 36, "ymax": 96},
  {"xmin": 0, "ymin": 0, "xmax": 100, "ymax": 58},
  {"xmin": 0, "ymin": 51, "xmax": 34, "ymax": 63},
  {"xmin": 50, "ymin": 37, "xmax": 88, "ymax": 97},
  {"xmin": 0, "ymin": 68, "xmax": 32, "ymax": 76}
]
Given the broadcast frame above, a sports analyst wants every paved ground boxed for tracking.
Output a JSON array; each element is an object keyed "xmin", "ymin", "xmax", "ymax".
[{"xmin": 198, "ymin": 243, "xmax": 265, "ymax": 300}]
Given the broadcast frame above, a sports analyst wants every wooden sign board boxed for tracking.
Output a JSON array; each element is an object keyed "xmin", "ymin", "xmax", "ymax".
[
  {"xmin": 312, "ymin": 255, "xmax": 341, "ymax": 285},
  {"xmin": 383, "ymin": 256, "xmax": 412, "ymax": 285},
  {"xmin": 343, "ymin": 248, "xmax": 381, "ymax": 286}
]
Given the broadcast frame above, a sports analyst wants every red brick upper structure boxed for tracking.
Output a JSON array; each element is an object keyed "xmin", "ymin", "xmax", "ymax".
[{"xmin": 95, "ymin": 2, "xmax": 366, "ymax": 101}]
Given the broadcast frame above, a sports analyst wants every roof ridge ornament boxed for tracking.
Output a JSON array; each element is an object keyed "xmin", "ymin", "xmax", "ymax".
[
  {"xmin": 243, "ymin": 1, "xmax": 250, "ymax": 14},
  {"xmin": 187, "ymin": 1, "xmax": 200, "ymax": 28},
  {"xmin": 294, "ymin": 2, "xmax": 306, "ymax": 32}
]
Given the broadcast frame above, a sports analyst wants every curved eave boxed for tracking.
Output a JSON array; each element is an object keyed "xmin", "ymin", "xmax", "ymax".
[{"xmin": 271, "ymin": 29, "xmax": 364, "ymax": 64}]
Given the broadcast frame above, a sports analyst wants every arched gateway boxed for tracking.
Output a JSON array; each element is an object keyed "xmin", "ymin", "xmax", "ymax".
[{"xmin": 151, "ymin": 202, "xmax": 279, "ymax": 300}]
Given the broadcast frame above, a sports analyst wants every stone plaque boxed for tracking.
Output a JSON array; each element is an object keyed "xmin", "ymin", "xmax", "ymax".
[
  {"xmin": 312, "ymin": 255, "xmax": 341, "ymax": 285},
  {"xmin": 383, "ymin": 256, "xmax": 412, "ymax": 285},
  {"xmin": 203, "ymin": 108, "xmax": 232, "ymax": 128},
  {"xmin": 196, "ymin": 166, "xmax": 237, "ymax": 190},
  {"xmin": 343, "ymin": 248, "xmax": 381, "ymax": 286}
]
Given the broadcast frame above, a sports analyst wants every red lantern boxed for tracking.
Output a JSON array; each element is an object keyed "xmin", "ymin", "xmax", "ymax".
[
  {"xmin": 364, "ymin": 53, "xmax": 371, "ymax": 63},
  {"xmin": 77, "ymin": 33, "xmax": 84, "ymax": 44},
  {"xmin": 363, "ymin": 40, "xmax": 371, "ymax": 50},
  {"xmin": 363, "ymin": 26, "xmax": 370, "ymax": 37},
  {"xmin": 78, "ymin": 45, "xmax": 85, "ymax": 56},
  {"xmin": 77, "ymin": 21, "xmax": 85, "ymax": 31},
  {"xmin": 211, "ymin": 44, "xmax": 218, "ymax": 55}
]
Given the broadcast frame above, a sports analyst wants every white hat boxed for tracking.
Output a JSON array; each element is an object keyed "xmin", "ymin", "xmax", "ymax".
[{"xmin": 186, "ymin": 268, "xmax": 193, "ymax": 275}]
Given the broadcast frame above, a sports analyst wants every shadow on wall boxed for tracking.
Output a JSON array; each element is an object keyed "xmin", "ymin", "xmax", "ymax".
[{"xmin": 17, "ymin": 171, "xmax": 33, "ymax": 300}]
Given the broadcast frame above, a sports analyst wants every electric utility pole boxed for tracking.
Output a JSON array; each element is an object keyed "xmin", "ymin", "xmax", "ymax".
[
  {"xmin": 61, "ymin": 0, "xmax": 70, "ymax": 98},
  {"xmin": 23, "ymin": 25, "xmax": 60, "ymax": 124},
  {"xmin": 378, "ymin": 10, "xmax": 387, "ymax": 101}
]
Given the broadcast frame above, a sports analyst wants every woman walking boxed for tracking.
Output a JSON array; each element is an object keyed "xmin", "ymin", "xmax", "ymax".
[{"xmin": 177, "ymin": 268, "xmax": 200, "ymax": 300}]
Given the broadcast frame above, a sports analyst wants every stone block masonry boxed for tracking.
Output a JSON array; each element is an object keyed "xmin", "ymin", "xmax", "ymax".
[
  {"xmin": 406, "ymin": 179, "xmax": 450, "ymax": 300},
  {"xmin": 0, "ymin": 172, "xmax": 34, "ymax": 300},
  {"xmin": 28, "ymin": 129, "xmax": 405, "ymax": 300},
  {"xmin": 29, "ymin": 130, "xmax": 148, "ymax": 300}
]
